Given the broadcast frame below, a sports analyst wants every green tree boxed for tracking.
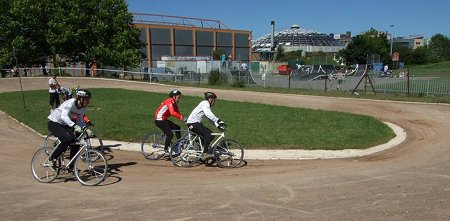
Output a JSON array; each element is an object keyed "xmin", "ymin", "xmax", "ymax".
[
  {"xmin": 427, "ymin": 34, "xmax": 450, "ymax": 63},
  {"xmin": 0, "ymin": 0, "xmax": 52, "ymax": 68},
  {"xmin": 0, "ymin": 0, "xmax": 143, "ymax": 70},
  {"xmin": 274, "ymin": 45, "xmax": 285, "ymax": 61},
  {"xmin": 338, "ymin": 28, "xmax": 390, "ymax": 65}
]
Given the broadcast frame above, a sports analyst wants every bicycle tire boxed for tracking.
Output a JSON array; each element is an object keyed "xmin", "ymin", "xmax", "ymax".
[
  {"xmin": 170, "ymin": 138, "xmax": 202, "ymax": 167},
  {"xmin": 141, "ymin": 132, "xmax": 166, "ymax": 160},
  {"xmin": 31, "ymin": 147, "xmax": 60, "ymax": 183},
  {"xmin": 214, "ymin": 139, "xmax": 244, "ymax": 168},
  {"xmin": 74, "ymin": 149, "xmax": 108, "ymax": 186}
]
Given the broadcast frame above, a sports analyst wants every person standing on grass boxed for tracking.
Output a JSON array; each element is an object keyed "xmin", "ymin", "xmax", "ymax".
[
  {"xmin": 48, "ymin": 74, "xmax": 60, "ymax": 109},
  {"xmin": 336, "ymin": 71, "xmax": 345, "ymax": 90},
  {"xmin": 154, "ymin": 89, "xmax": 186, "ymax": 152}
]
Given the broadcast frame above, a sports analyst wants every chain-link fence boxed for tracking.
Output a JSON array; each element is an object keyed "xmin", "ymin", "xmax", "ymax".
[{"xmin": 2, "ymin": 64, "xmax": 449, "ymax": 97}]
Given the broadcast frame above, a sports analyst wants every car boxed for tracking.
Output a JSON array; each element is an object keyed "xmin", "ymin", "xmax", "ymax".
[{"xmin": 144, "ymin": 67, "xmax": 176, "ymax": 82}]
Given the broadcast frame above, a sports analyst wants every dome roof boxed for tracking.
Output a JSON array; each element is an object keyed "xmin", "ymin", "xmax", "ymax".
[{"xmin": 252, "ymin": 25, "xmax": 343, "ymax": 53}]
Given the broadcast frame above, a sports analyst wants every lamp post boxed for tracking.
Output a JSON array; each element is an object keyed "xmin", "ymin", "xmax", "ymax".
[{"xmin": 389, "ymin": 25, "xmax": 394, "ymax": 57}]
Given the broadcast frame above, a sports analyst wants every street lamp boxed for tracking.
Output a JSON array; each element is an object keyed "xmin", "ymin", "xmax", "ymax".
[{"xmin": 389, "ymin": 25, "xmax": 394, "ymax": 57}]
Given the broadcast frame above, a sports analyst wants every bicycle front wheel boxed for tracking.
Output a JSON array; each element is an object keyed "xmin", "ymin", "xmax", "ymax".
[
  {"xmin": 74, "ymin": 149, "xmax": 108, "ymax": 186},
  {"xmin": 141, "ymin": 132, "xmax": 166, "ymax": 160},
  {"xmin": 214, "ymin": 139, "xmax": 244, "ymax": 168},
  {"xmin": 170, "ymin": 138, "xmax": 202, "ymax": 167},
  {"xmin": 82, "ymin": 135, "xmax": 104, "ymax": 161},
  {"xmin": 31, "ymin": 147, "xmax": 59, "ymax": 183}
]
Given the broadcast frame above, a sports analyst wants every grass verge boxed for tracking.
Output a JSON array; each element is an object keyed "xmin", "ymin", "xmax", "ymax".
[{"xmin": 0, "ymin": 88, "xmax": 395, "ymax": 150}]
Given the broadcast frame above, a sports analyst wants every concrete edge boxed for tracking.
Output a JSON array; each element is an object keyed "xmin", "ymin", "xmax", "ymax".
[{"xmin": 4, "ymin": 110, "xmax": 406, "ymax": 160}]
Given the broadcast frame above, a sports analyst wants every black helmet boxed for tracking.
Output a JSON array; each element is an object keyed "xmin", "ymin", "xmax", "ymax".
[
  {"xmin": 169, "ymin": 89, "xmax": 181, "ymax": 97},
  {"xmin": 76, "ymin": 89, "xmax": 91, "ymax": 99},
  {"xmin": 204, "ymin": 92, "xmax": 217, "ymax": 100}
]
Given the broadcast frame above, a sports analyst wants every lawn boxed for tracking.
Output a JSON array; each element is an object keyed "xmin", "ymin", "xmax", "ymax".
[{"xmin": 0, "ymin": 88, "xmax": 395, "ymax": 150}]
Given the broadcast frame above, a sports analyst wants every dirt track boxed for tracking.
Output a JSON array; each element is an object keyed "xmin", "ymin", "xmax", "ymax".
[{"xmin": 1, "ymin": 77, "xmax": 449, "ymax": 220}]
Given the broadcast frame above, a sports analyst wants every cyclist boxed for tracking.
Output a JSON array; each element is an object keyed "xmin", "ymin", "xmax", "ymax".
[
  {"xmin": 186, "ymin": 92, "xmax": 226, "ymax": 159},
  {"xmin": 47, "ymin": 89, "xmax": 92, "ymax": 169},
  {"xmin": 154, "ymin": 89, "xmax": 186, "ymax": 151}
]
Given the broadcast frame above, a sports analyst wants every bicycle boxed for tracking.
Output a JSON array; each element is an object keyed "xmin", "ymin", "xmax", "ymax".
[
  {"xmin": 31, "ymin": 126, "xmax": 109, "ymax": 186},
  {"xmin": 169, "ymin": 126, "xmax": 244, "ymax": 168},
  {"xmin": 141, "ymin": 128, "xmax": 191, "ymax": 160},
  {"xmin": 44, "ymin": 122, "xmax": 104, "ymax": 161}
]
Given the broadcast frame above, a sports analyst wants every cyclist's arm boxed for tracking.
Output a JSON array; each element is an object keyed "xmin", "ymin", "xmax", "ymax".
[
  {"xmin": 60, "ymin": 102, "xmax": 76, "ymax": 127},
  {"xmin": 168, "ymin": 102, "xmax": 183, "ymax": 121},
  {"xmin": 202, "ymin": 103, "xmax": 219, "ymax": 126}
]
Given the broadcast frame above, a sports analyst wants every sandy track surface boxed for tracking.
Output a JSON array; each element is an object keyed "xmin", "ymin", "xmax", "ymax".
[{"xmin": 1, "ymin": 77, "xmax": 449, "ymax": 220}]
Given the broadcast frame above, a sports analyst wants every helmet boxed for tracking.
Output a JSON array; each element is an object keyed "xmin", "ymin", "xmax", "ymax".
[
  {"xmin": 204, "ymin": 92, "xmax": 217, "ymax": 100},
  {"xmin": 169, "ymin": 89, "xmax": 181, "ymax": 97},
  {"xmin": 76, "ymin": 89, "xmax": 91, "ymax": 99}
]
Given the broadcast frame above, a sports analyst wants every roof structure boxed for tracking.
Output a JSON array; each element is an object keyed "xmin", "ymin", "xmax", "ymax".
[{"xmin": 252, "ymin": 25, "xmax": 344, "ymax": 53}]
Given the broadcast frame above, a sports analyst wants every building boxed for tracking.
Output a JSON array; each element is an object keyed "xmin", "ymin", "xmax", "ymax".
[
  {"xmin": 393, "ymin": 35, "xmax": 425, "ymax": 50},
  {"xmin": 252, "ymin": 24, "xmax": 345, "ymax": 54},
  {"xmin": 133, "ymin": 13, "xmax": 252, "ymax": 68}
]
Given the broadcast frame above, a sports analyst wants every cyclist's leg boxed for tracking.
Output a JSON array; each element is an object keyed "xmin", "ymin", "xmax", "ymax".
[
  {"xmin": 155, "ymin": 120, "xmax": 173, "ymax": 149},
  {"xmin": 48, "ymin": 121, "xmax": 76, "ymax": 160},
  {"xmin": 189, "ymin": 123, "xmax": 213, "ymax": 153},
  {"xmin": 167, "ymin": 120, "xmax": 181, "ymax": 139}
]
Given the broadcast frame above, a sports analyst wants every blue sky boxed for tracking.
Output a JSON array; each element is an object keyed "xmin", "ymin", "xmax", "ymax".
[{"xmin": 126, "ymin": 0, "xmax": 450, "ymax": 40}]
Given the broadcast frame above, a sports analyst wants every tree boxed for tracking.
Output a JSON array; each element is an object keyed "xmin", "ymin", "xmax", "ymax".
[
  {"xmin": 337, "ymin": 28, "xmax": 390, "ymax": 65},
  {"xmin": 0, "ymin": 0, "xmax": 52, "ymax": 68},
  {"xmin": 274, "ymin": 45, "xmax": 285, "ymax": 61},
  {"xmin": 48, "ymin": 0, "xmax": 143, "ymax": 69},
  {"xmin": 427, "ymin": 34, "xmax": 450, "ymax": 63},
  {"xmin": 0, "ymin": 0, "xmax": 143, "ymax": 70}
]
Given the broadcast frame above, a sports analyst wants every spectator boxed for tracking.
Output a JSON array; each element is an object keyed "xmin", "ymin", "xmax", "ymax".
[
  {"xmin": 48, "ymin": 74, "xmax": 60, "ymax": 109},
  {"xmin": 336, "ymin": 71, "xmax": 345, "ymax": 90}
]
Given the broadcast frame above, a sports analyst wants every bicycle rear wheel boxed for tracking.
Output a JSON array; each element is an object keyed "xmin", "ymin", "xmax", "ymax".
[
  {"xmin": 170, "ymin": 138, "xmax": 202, "ymax": 167},
  {"xmin": 74, "ymin": 149, "xmax": 108, "ymax": 186},
  {"xmin": 214, "ymin": 139, "xmax": 244, "ymax": 168},
  {"xmin": 44, "ymin": 134, "xmax": 59, "ymax": 149},
  {"xmin": 141, "ymin": 132, "xmax": 166, "ymax": 160},
  {"xmin": 31, "ymin": 147, "xmax": 60, "ymax": 183}
]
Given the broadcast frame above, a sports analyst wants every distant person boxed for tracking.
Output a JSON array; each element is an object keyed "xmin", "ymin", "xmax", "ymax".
[
  {"xmin": 241, "ymin": 63, "xmax": 248, "ymax": 71},
  {"xmin": 220, "ymin": 53, "xmax": 226, "ymax": 69},
  {"xmin": 336, "ymin": 71, "xmax": 345, "ymax": 90},
  {"xmin": 48, "ymin": 74, "xmax": 60, "ymax": 109},
  {"xmin": 56, "ymin": 84, "xmax": 72, "ymax": 101},
  {"xmin": 383, "ymin": 64, "xmax": 389, "ymax": 75}
]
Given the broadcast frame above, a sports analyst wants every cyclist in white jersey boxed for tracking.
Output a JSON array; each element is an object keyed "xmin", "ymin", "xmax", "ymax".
[
  {"xmin": 186, "ymin": 92, "xmax": 226, "ymax": 159},
  {"xmin": 47, "ymin": 89, "xmax": 92, "ymax": 168}
]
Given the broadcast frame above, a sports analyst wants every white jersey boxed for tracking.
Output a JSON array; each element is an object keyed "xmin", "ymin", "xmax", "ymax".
[
  {"xmin": 47, "ymin": 98, "xmax": 86, "ymax": 127},
  {"xmin": 187, "ymin": 100, "xmax": 219, "ymax": 126},
  {"xmin": 48, "ymin": 78, "xmax": 57, "ymax": 93}
]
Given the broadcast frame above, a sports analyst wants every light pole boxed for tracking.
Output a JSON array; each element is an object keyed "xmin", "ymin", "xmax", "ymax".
[{"xmin": 389, "ymin": 25, "xmax": 394, "ymax": 57}]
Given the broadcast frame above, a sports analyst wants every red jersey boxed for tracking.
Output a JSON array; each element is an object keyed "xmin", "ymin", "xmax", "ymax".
[{"xmin": 154, "ymin": 97, "xmax": 183, "ymax": 121}]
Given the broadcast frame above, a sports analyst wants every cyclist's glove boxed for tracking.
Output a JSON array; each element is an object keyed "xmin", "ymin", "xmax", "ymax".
[
  {"xmin": 217, "ymin": 125, "xmax": 226, "ymax": 132},
  {"xmin": 217, "ymin": 119, "xmax": 226, "ymax": 127},
  {"xmin": 86, "ymin": 129, "xmax": 94, "ymax": 137},
  {"xmin": 73, "ymin": 125, "xmax": 82, "ymax": 133}
]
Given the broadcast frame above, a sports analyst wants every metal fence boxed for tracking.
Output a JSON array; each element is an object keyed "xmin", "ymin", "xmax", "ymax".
[{"xmin": 2, "ymin": 66, "xmax": 449, "ymax": 97}]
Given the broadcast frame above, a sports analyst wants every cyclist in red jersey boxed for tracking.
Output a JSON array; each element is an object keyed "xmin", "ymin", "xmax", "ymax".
[{"xmin": 154, "ymin": 89, "xmax": 186, "ymax": 151}]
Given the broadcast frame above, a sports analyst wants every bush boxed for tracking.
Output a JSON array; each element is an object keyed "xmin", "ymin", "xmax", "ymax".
[
  {"xmin": 208, "ymin": 69, "xmax": 228, "ymax": 85},
  {"xmin": 232, "ymin": 79, "xmax": 245, "ymax": 88}
]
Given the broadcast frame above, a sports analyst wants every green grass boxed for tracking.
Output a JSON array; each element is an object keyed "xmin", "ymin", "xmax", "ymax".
[
  {"xmin": 400, "ymin": 60, "xmax": 450, "ymax": 79},
  {"xmin": 0, "ymin": 88, "xmax": 395, "ymax": 150}
]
